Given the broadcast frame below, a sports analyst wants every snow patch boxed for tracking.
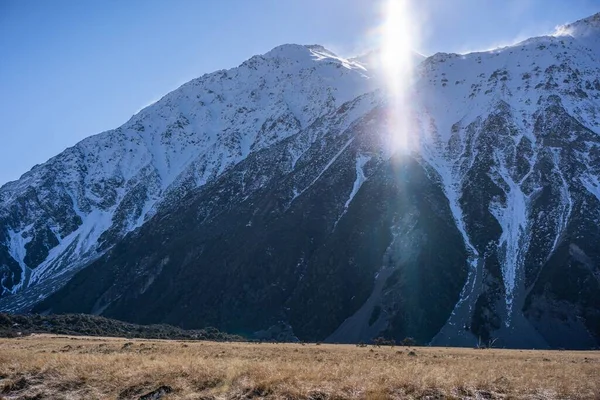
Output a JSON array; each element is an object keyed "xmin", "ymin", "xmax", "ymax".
[
  {"xmin": 6, "ymin": 226, "xmax": 34, "ymax": 293},
  {"xmin": 334, "ymin": 154, "xmax": 371, "ymax": 229},
  {"xmin": 292, "ymin": 137, "xmax": 355, "ymax": 202},
  {"xmin": 488, "ymin": 151, "xmax": 529, "ymax": 325}
]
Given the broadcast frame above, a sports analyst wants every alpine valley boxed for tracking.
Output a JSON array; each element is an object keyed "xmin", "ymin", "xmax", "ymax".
[{"xmin": 2, "ymin": 13, "xmax": 600, "ymax": 349}]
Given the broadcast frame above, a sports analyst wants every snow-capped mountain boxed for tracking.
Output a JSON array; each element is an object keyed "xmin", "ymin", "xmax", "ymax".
[
  {"xmin": 3, "ymin": 13, "xmax": 600, "ymax": 348},
  {"xmin": 415, "ymin": 12, "xmax": 600, "ymax": 347},
  {"xmin": 0, "ymin": 44, "xmax": 374, "ymax": 304}
]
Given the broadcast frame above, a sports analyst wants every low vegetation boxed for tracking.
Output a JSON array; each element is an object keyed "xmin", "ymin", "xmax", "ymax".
[
  {"xmin": 1, "ymin": 334, "xmax": 599, "ymax": 399},
  {"xmin": 0, "ymin": 313, "xmax": 241, "ymax": 342}
]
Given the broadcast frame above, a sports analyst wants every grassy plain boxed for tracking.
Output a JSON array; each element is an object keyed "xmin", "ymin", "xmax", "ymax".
[{"xmin": 0, "ymin": 334, "xmax": 599, "ymax": 399}]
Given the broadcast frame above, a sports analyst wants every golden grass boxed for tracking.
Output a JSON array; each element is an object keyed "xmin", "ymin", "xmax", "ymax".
[{"xmin": 0, "ymin": 335, "xmax": 599, "ymax": 399}]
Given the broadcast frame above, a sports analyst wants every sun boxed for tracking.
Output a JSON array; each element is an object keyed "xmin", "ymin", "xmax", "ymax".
[
  {"xmin": 380, "ymin": 0, "xmax": 414, "ymax": 86},
  {"xmin": 379, "ymin": 0, "xmax": 418, "ymax": 153}
]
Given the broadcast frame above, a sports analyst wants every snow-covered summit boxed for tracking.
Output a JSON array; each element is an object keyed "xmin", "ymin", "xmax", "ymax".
[
  {"xmin": 555, "ymin": 12, "xmax": 600, "ymax": 37},
  {"xmin": 552, "ymin": 12, "xmax": 600, "ymax": 56}
]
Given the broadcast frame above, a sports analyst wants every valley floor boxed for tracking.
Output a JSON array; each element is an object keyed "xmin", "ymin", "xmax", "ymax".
[{"xmin": 0, "ymin": 335, "xmax": 598, "ymax": 399}]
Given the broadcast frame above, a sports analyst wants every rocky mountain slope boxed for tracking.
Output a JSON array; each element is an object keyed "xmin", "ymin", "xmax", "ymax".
[
  {"xmin": 3, "ymin": 14, "xmax": 600, "ymax": 348},
  {"xmin": 0, "ymin": 45, "xmax": 375, "ymax": 307}
]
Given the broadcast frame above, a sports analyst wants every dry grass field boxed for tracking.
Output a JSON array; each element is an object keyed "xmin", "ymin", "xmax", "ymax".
[{"xmin": 0, "ymin": 335, "xmax": 599, "ymax": 400}]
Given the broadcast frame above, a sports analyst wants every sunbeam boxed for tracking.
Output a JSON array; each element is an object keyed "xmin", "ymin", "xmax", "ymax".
[{"xmin": 379, "ymin": 0, "xmax": 419, "ymax": 154}]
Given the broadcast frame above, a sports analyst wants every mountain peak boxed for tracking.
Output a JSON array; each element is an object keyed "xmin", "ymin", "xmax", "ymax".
[
  {"xmin": 554, "ymin": 12, "xmax": 600, "ymax": 38},
  {"xmin": 263, "ymin": 44, "xmax": 336, "ymax": 61},
  {"xmin": 260, "ymin": 44, "xmax": 368, "ymax": 72}
]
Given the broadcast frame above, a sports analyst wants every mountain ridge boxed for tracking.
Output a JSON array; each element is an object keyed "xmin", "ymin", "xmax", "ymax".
[{"xmin": 2, "ymin": 12, "xmax": 600, "ymax": 348}]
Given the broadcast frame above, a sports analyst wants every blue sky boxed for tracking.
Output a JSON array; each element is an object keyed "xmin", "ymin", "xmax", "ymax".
[{"xmin": 0, "ymin": 0, "xmax": 598, "ymax": 185}]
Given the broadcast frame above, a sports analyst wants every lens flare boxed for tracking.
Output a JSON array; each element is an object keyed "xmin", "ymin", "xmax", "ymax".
[
  {"xmin": 379, "ymin": 0, "xmax": 418, "ymax": 153},
  {"xmin": 381, "ymin": 0, "xmax": 413, "ymax": 86}
]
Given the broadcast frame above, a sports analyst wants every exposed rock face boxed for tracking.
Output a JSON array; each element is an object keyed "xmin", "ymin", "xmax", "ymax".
[{"xmin": 3, "ymin": 14, "xmax": 600, "ymax": 348}]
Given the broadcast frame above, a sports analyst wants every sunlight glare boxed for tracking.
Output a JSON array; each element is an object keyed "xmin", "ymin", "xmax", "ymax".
[{"xmin": 380, "ymin": 0, "xmax": 418, "ymax": 153}]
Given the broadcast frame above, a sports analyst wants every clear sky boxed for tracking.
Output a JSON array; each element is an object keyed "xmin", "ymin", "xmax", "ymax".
[{"xmin": 1, "ymin": 0, "xmax": 598, "ymax": 185}]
